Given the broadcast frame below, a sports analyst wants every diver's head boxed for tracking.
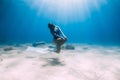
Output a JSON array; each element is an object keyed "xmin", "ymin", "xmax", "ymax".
[{"xmin": 48, "ymin": 22, "xmax": 55, "ymax": 29}]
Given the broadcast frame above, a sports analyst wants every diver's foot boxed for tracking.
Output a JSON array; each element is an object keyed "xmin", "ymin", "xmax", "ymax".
[{"xmin": 54, "ymin": 50, "xmax": 60, "ymax": 53}]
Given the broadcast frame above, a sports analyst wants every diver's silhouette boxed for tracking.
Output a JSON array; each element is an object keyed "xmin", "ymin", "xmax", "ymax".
[{"xmin": 48, "ymin": 22, "xmax": 67, "ymax": 53}]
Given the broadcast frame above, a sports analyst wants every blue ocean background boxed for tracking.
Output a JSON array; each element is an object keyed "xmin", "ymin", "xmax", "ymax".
[{"xmin": 0, "ymin": 0, "xmax": 120, "ymax": 45}]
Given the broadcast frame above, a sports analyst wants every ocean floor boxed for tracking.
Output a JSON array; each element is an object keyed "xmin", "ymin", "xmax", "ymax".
[{"xmin": 0, "ymin": 43, "xmax": 120, "ymax": 80}]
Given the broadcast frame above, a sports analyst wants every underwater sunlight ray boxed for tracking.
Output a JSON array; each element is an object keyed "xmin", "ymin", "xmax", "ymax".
[{"xmin": 22, "ymin": 0, "xmax": 107, "ymax": 22}]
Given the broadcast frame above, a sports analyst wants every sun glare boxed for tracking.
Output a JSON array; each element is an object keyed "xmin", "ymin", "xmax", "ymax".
[{"xmin": 23, "ymin": 0, "xmax": 107, "ymax": 22}]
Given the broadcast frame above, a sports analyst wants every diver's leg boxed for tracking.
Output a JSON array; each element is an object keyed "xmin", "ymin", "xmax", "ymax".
[
  {"xmin": 61, "ymin": 38, "xmax": 67, "ymax": 45},
  {"xmin": 54, "ymin": 38, "xmax": 67, "ymax": 53},
  {"xmin": 53, "ymin": 39, "xmax": 61, "ymax": 53},
  {"xmin": 55, "ymin": 44, "xmax": 61, "ymax": 53}
]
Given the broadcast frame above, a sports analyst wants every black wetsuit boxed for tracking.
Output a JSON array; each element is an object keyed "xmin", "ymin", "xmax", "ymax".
[{"xmin": 53, "ymin": 29, "xmax": 61, "ymax": 39}]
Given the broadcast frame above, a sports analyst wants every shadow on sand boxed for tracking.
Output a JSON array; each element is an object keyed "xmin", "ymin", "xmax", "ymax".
[{"xmin": 42, "ymin": 58, "xmax": 65, "ymax": 67}]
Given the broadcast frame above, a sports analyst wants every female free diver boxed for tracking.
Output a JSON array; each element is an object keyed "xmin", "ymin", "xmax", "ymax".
[{"xmin": 48, "ymin": 23, "xmax": 67, "ymax": 53}]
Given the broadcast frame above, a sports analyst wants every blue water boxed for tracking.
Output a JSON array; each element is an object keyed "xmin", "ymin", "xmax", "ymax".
[{"xmin": 0, "ymin": 0, "xmax": 120, "ymax": 45}]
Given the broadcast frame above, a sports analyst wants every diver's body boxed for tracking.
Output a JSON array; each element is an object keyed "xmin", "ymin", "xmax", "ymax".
[{"xmin": 48, "ymin": 23, "xmax": 67, "ymax": 53}]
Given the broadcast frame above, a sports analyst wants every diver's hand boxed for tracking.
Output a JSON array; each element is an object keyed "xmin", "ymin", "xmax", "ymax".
[
  {"xmin": 57, "ymin": 37, "xmax": 67, "ymax": 41},
  {"xmin": 57, "ymin": 38, "xmax": 62, "ymax": 40},
  {"xmin": 63, "ymin": 36, "xmax": 67, "ymax": 40}
]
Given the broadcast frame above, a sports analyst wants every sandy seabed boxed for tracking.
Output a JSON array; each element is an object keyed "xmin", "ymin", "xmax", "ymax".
[{"xmin": 0, "ymin": 44, "xmax": 120, "ymax": 80}]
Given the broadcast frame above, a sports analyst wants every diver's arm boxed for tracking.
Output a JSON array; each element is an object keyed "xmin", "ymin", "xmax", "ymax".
[
  {"xmin": 53, "ymin": 33, "xmax": 61, "ymax": 38},
  {"xmin": 51, "ymin": 31, "xmax": 61, "ymax": 38},
  {"xmin": 57, "ymin": 26, "xmax": 67, "ymax": 38}
]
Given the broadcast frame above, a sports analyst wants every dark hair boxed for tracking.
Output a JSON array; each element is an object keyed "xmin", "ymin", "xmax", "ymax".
[{"xmin": 48, "ymin": 22, "xmax": 55, "ymax": 31}]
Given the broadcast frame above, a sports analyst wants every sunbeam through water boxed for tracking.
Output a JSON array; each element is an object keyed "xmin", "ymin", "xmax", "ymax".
[{"xmin": 23, "ymin": 0, "xmax": 107, "ymax": 23}]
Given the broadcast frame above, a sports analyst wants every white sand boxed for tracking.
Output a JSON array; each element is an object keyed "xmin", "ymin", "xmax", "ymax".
[{"xmin": 0, "ymin": 44, "xmax": 120, "ymax": 80}]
